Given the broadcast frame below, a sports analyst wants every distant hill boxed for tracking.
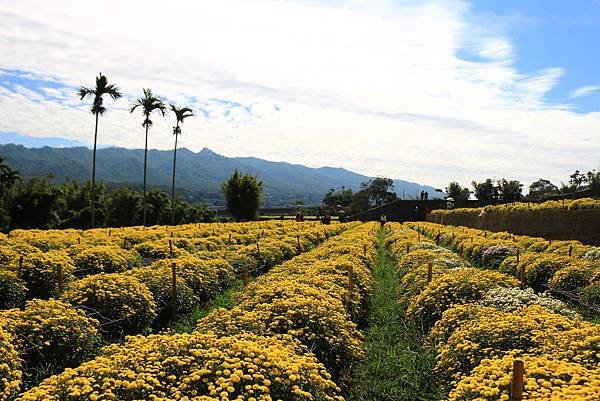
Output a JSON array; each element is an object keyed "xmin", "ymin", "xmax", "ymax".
[{"xmin": 0, "ymin": 144, "xmax": 440, "ymax": 206}]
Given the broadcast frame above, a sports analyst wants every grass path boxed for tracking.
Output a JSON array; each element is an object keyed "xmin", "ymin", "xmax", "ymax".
[{"xmin": 349, "ymin": 228, "xmax": 440, "ymax": 401}]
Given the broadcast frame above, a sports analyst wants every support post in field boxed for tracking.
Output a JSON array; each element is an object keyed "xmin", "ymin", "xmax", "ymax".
[
  {"xmin": 108, "ymin": 229, "xmax": 111, "ymax": 237},
  {"xmin": 510, "ymin": 359, "xmax": 524, "ymax": 401},
  {"xmin": 347, "ymin": 264, "xmax": 354, "ymax": 304},
  {"xmin": 256, "ymin": 241, "xmax": 261, "ymax": 259},
  {"xmin": 77, "ymin": 237, "xmax": 81, "ymax": 245},
  {"xmin": 243, "ymin": 266, "xmax": 249, "ymax": 287},
  {"xmin": 569, "ymin": 246, "xmax": 573, "ymax": 257},
  {"xmin": 417, "ymin": 231, "xmax": 421, "ymax": 242},
  {"xmin": 57, "ymin": 265, "xmax": 64, "ymax": 294},
  {"xmin": 427, "ymin": 261, "xmax": 433, "ymax": 283},
  {"xmin": 406, "ymin": 243, "xmax": 410, "ymax": 254},
  {"xmin": 18, "ymin": 256, "xmax": 23, "ymax": 279},
  {"xmin": 363, "ymin": 244, "xmax": 367, "ymax": 257},
  {"xmin": 169, "ymin": 239, "xmax": 173, "ymax": 258},
  {"xmin": 296, "ymin": 234, "xmax": 301, "ymax": 254},
  {"xmin": 171, "ymin": 262, "xmax": 177, "ymax": 321},
  {"xmin": 228, "ymin": 233, "xmax": 232, "ymax": 244}
]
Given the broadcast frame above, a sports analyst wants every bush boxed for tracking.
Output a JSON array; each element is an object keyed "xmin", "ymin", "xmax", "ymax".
[
  {"xmin": 133, "ymin": 239, "xmax": 186, "ymax": 260},
  {"xmin": 428, "ymin": 304, "xmax": 503, "ymax": 346},
  {"xmin": 406, "ymin": 268, "xmax": 519, "ymax": 331},
  {"xmin": 127, "ymin": 266, "xmax": 198, "ymax": 324},
  {"xmin": 0, "ymin": 247, "xmax": 18, "ymax": 266},
  {"xmin": 0, "ymin": 299, "xmax": 100, "ymax": 372},
  {"xmin": 499, "ymin": 253, "xmax": 570, "ymax": 292},
  {"xmin": 448, "ymin": 353, "xmax": 600, "ymax": 401},
  {"xmin": 580, "ymin": 283, "xmax": 600, "ymax": 309},
  {"xmin": 151, "ymin": 255, "xmax": 232, "ymax": 301},
  {"xmin": 481, "ymin": 245, "xmax": 517, "ymax": 269},
  {"xmin": 0, "ymin": 326, "xmax": 21, "ymax": 401},
  {"xmin": 478, "ymin": 287, "xmax": 576, "ymax": 316},
  {"xmin": 72, "ymin": 246, "xmax": 141, "ymax": 276},
  {"xmin": 583, "ymin": 247, "xmax": 600, "ymax": 261},
  {"xmin": 61, "ymin": 273, "xmax": 156, "ymax": 337},
  {"xmin": 19, "ymin": 332, "xmax": 343, "ymax": 401},
  {"xmin": 19, "ymin": 250, "xmax": 75, "ymax": 299},
  {"xmin": 0, "ymin": 270, "xmax": 27, "ymax": 309},
  {"xmin": 548, "ymin": 261, "xmax": 598, "ymax": 293},
  {"xmin": 434, "ymin": 306, "xmax": 579, "ymax": 386}
]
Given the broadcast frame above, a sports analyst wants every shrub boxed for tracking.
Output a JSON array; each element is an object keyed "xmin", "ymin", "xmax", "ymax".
[
  {"xmin": 19, "ymin": 250, "xmax": 75, "ymax": 299},
  {"xmin": 499, "ymin": 253, "xmax": 570, "ymax": 292},
  {"xmin": 72, "ymin": 246, "xmax": 141, "ymax": 276},
  {"xmin": 583, "ymin": 247, "xmax": 600, "ymax": 261},
  {"xmin": 0, "ymin": 247, "xmax": 18, "ymax": 266},
  {"xmin": 434, "ymin": 306, "xmax": 579, "ymax": 385},
  {"xmin": 151, "ymin": 255, "xmax": 231, "ymax": 301},
  {"xmin": 133, "ymin": 239, "xmax": 186, "ymax": 259},
  {"xmin": 481, "ymin": 245, "xmax": 517, "ymax": 269},
  {"xmin": 406, "ymin": 268, "xmax": 519, "ymax": 331},
  {"xmin": 478, "ymin": 287, "xmax": 576, "ymax": 316},
  {"xmin": 19, "ymin": 332, "xmax": 343, "ymax": 401},
  {"xmin": 448, "ymin": 353, "xmax": 600, "ymax": 401},
  {"xmin": 548, "ymin": 261, "xmax": 598, "ymax": 293},
  {"xmin": 0, "ymin": 270, "xmax": 27, "ymax": 309},
  {"xmin": 61, "ymin": 273, "xmax": 156, "ymax": 337},
  {"xmin": 579, "ymin": 283, "xmax": 600, "ymax": 309},
  {"xmin": 0, "ymin": 326, "xmax": 21, "ymax": 401},
  {"xmin": 0, "ymin": 299, "xmax": 100, "ymax": 372},
  {"xmin": 428, "ymin": 304, "xmax": 503, "ymax": 345},
  {"xmin": 127, "ymin": 266, "xmax": 198, "ymax": 323}
]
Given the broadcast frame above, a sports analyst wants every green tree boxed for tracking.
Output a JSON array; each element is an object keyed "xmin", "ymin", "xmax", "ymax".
[
  {"xmin": 498, "ymin": 179, "xmax": 523, "ymax": 202},
  {"xmin": 221, "ymin": 170, "xmax": 263, "ymax": 221},
  {"xmin": 471, "ymin": 179, "xmax": 496, "ymax": 205},
  {"xmin": 360, "ymin": 177, "xmax": 397, "ymax": 207},
  {"xmin": 10, "ymin": 178, "xmax": 64, "ymax": 229},
  {"xmin": 146, "ymin": 189, "xmax": 171, "ymax": 226},
  {"xmin": 61, "ymin": 180, "xmax": 108, "ymax": 229},
  {"xmin": 585, "ymin": 169, "xmax": 600, "ymax": 191},
  {"xmin": 78, "ymin": 73, "xmax": 121, "ymax": 228},
  {"xmin": 323, "ymin": 187, "xmax": 354, "ymax": 209},
  {"xmin": 107, "ymin": 186, "xmax": 142, "ymax": 227},
  {"xmin": 130, "ymin": 88, "xmax": 166, "ymax": 226},
  {"xmin": 528, "ymin": 178, "xmax": 558, "ymax": 201},
  {"xmin": 445, "ymin": 181, "xmax": 470, "ymax": 201},
  {"xmin": 0, "ymin": 157, "xmax": 20, "ymax": 231},
  {"xmin": 169, "ymin": 104, "xmax": 193, "ymax": 225}
]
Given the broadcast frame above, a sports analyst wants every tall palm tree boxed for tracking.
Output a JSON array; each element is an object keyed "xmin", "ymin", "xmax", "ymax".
[
  {"xmin": 130, "ymin": 88, "xmax": 166, "ymax": 226},
  {"xmin": 169, "ymin": 104, "xmax": 193, "ymax": 226},
  {"xmin": 78, "ymin": 73, "xmax": 121, "ymax": 228}
]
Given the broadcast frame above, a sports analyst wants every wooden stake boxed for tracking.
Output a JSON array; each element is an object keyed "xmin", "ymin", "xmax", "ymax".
[
  {"xmin": 347, "ymin": 264, "xmax": 354, "ymax": 302},
  {"xmin": 363, "ymin": 244, "xmax": 367, "ymax": 257},
  {"xmin": 256, "ymin": 241, "xmax": 261, "ymax": 258},
  {"xmin": 77, "ymin": 237, "xmax": 81, "ymax": 245},
  {"xmin": 417, "ymin": 231, "xmax": 421, "ymax": 242},
  {"xmin": 108, "ymin": 229, "xmax": 111, "ymax": 237},
  {"xmin": 228, "ymin": 233, "xmax": 232, "ymax": 244},
  {"xmin": 510, "ymin": 359, "xmax": 524, "ymax": 401},
  {"xmin": 18, "ymin": 256, "xmax": 23, "ymax": 279},
  {"xmin": 171, "ymin": 262, "xmax": 177, "ymax": 321},
  {"xmin": 57, "ymin": 264, "xmax": 64, "ymax": 294},
  {"xmin": 406, "ymin": 243, "xmax": 410, "ymax": 254},
  {"xmin": 297, "ymin": 234, "xmax": 301, "ymax": 254},
  {"xmin": 427, "ymin": 262, "xmax": 433, "ymax": 283},
  {"xmin": 169, "ymin": 240, "xmax": 173, "ymax": 258},
  {"xmin": 243, "ymin": 266, "xmax": 249, "ymax": 287},
  {"xmin": 568, "ymin": 246, "xmax": 573, "ymax": 257}
]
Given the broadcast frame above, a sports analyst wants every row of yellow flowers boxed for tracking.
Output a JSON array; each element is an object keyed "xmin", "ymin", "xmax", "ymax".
[
  {"xmin": 406, "ymin": 222, "xmax": 600, "ymax": 308},
  {"xmin": 431, "ymin": 197, "xmax": 600, "ymax": 215},
  {"xmin": 386, "ymin": 223, "xmax": 600, "ymax": 400},
  {"xmin": 0, "ymin": 221, "xmax": 351, "ymax": 400},
  {"xmin": 14, "ymin": 222, "xmax": 376, "ymax": 401}
]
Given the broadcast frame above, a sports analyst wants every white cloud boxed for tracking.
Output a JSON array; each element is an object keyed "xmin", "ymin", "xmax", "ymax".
[
  {"xmin": 569, "ymin": 85, "xmax": 600, "ymax": 98},
  {"xmin": 0, "ymin": 0, "xmax": 598, "ymax": 189}
]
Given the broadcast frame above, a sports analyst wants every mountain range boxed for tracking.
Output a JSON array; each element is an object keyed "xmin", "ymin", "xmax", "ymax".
[{"xmin": 0, "ymin": 143, "xmax": 439, "ymax": 206}]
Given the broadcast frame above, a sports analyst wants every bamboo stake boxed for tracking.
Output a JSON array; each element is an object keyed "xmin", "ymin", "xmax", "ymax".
[
  {"xmin": 171, "ymin": 262, "xmax": 177, "ymax": 321},
  {"xmin": 510, "ymin": 360, "xmax": 524, "ymax": 401},
  {"xmin": 427, "ymin": 262, "xmax": 433, "ymax": 283}
]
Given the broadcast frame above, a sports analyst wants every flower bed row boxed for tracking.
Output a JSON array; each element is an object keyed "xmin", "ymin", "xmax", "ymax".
[
  {"xmin": 407, "ymin": 222, "xmax": 600, "ymax": 308},
  {"xmin": 13, "ymin": 222, "xmax": 378, "ymax": 401},
  {"xmin": 431, "ymin": 197, "xmax": 600, "ymax": 215},
  {"xmin": 388, "ymin": 223, "xmax": 600, "ymax": 400},
  {"xmin": 0, "ymin": 221, "xmax": 352, "ymax": 400}
]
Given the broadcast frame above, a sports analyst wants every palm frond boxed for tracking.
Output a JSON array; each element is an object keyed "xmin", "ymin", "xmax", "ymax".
[{"xmin": 77, "ymin": 87, "xmax": 94, "ymax": 100}]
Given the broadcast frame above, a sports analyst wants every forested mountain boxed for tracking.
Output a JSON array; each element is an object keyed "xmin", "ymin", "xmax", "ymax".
[{"xmin": 0, "ymin": 144, "xmax": 439, "ymax": 206}]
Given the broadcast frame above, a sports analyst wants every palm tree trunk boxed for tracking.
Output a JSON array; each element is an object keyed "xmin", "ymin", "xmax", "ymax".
[
  {"xmin": 91, "ymin": 112, "xmax": 99, "ymax": 228},
  {"xmin": 171, "ymin": 124, "xmax": 179, "ymax": 226},
  {"xmin": 143, "ymin": 123, "xmax": 149, "ymax": 227}
]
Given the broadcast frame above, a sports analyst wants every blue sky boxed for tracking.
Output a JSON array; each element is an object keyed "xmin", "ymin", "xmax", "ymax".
[
  {"xmin": 468, "ymin": 0, "xmax": 600, "ymax": 112},
  {"xmin": 0, "ymin": 0, "xmax": 598, "ymax": 188}
]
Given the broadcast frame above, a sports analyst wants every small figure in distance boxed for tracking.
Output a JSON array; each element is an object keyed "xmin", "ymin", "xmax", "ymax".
[
  {"xmin": 321, "ymin": 213, "xmax": 331, "ymax": 225},
  {"xmin": 425, "ymin": 191, "xmax": 429, "ymax": 200},
  {"xmin": 420, "ymin": 190, "xmax": 424, "ymax": 200},
  {"xmin": 338, "ymin": 208, "xmax": 347, "ymax": 223}
]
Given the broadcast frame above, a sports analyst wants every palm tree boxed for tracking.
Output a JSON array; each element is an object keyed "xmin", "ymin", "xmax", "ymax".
[
  {"xmin": 78, "ymin": 73, "xmax": 121, "ymax": 228},
  {"xmin": 169, "ymin": 104, "xmax": 193, "ymax": 225},
  {"xmin": 130, "ymin": 88, "xmax": 166, "ymax": 226}
]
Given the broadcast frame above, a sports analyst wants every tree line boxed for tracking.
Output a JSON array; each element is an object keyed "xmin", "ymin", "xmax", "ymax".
[
  {"xmin": 0, "ymin": 157, "xmax": 215, "ymax": 231},
  {"xmin": 445, "ymin": 169, "xmax": 600, "ymax": 204}
]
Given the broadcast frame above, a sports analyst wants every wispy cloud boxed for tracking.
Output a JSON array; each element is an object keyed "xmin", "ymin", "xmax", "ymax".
[
  {"xmin": 0, "ymin": 0, "xmax": 598, "ymax": 188},
  {"xmin": 569, "ymin": 85, "xmax": 600, "ymax": 98}
]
